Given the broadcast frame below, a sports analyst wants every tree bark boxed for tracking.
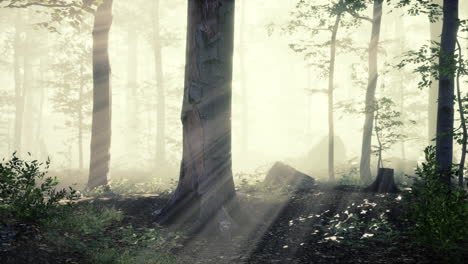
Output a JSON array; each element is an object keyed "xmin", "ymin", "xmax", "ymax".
[
  {"xmin": 435, "ymin": 0, "xmax": 459, "ymax": 187},
  {"xmin": 153, "ymin": 0, "xmax": 166, "ymax": 165},
  {"xmin": 328, "ymin": 13, "xmax": 341, "ymax": 182},
  {"xmin": 156, "ymin": 0, "xmax": 239, "ymax": 233},
  {"xmin": 359, "ymin": 0, "xmax": 383, "ymax": 182},
  {"xmin": 428, "ymin": 0, "xmax": 443, "ymax": 145},
  {"xmin": 88, "ymin": 0, "xmax": 113, "ymax": 189}
]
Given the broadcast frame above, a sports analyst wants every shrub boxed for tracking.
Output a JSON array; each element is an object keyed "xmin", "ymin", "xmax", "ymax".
[
  {"xmin": 0, "ymin": 153, "xmax": 79, "ymax": 221},
  {"xmin": 43, "ymin": 204, "xmax": 179, "ymax": 264},
  {"xmin": 406, "ymin": 146, "xmax": 468, "ymax": 256}
]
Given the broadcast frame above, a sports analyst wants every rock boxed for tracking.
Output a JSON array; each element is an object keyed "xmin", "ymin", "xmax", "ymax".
[{"xmin": 264, "ymin": 162, "xmax": 315, "ymax": 192}]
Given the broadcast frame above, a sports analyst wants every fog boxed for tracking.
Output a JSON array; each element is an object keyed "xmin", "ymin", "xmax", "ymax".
[{"xmin": 0, "ymin": 0, "xmax": 467, "ymax": 185}]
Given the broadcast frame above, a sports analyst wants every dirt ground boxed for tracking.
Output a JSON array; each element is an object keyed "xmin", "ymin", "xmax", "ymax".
[{"xmin": 0, "ymin": 183, "xmax": 459, "ymax": 264}]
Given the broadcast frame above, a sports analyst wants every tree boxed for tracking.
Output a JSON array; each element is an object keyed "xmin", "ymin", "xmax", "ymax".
[
  {"xmin": 435, "ymin": 0, "xmax": 459, "ymax": 187},
  {"xmin": 88, "ymin": 0, "xmax": 113, "ymax": 189},
  {"xmin": 153, "ymin": 0, "xmax": 166, "ymax": 165},
  {"xmin": 373, "ymin": 97, "xmax": 405, "ymax": 170},
  {"xmin": 359, "ymin": 0, "xmax": 383, "ymax": 182},
  {"xmin": 285, "ymin": 0, "xmax": 366, "ymax": 181},
  {"xmin": 156, "ymin": 0, "xmax": 241, "ymax": 233},
  {"xmin": 48, "ymin": 27, "xmax": 92, "ymax": 170},
  {"xmin": 428, "ymin": 0, "xmax": 443, "ymax": 145}
]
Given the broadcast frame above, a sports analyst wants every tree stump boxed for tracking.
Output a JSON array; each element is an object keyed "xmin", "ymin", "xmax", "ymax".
[
  {"xmin": 263, "ymin": 162, "xmax": 315, "ymax": 192},
  {"xmin": 364, "ymin": 168, "xmax": 398, "ymax": 193}
]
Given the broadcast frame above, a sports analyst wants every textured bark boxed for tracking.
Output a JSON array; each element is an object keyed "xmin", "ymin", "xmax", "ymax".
[
  {"xmin": 156, "ymin": 0, "xmax": 239, "ymax": 232},
  {"xmin": 327, "ymin": 13, "xmax": 341, "ymax": 182},
  {"xmin": 88, "ymin": 0, "xmax": 113, "ymax": 189},
  {"xmin": 153, "ymin": 0, "xmax": 166, "ymax": 165},
  {"xmin": 364, "ymin": 168, "xmax": 398, "ymax": 193},
  {"xmin": 13, "ymin": 13, "xmax": 23, "ymax": 154},
  {"xmin": 435, "ymin": 0, "xmax": 459, "ymax": 187},
  {"xmin": 359, "ymin": 0, "xmax": 383, "ymax": 182},
  {"xmin": 428, "ymin": 0, "xmax": 443, "ymax": 145}
]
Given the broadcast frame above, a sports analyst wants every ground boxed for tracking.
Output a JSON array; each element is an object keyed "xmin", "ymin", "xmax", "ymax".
[{"xmin": 0, "ymin": 182, "xmax": 461, "ymax": 264}]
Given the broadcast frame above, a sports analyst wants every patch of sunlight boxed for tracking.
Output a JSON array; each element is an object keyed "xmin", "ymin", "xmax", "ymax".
[{"xmin": 361, "ymin": 233, "xmax": 374, "ymax": 239}]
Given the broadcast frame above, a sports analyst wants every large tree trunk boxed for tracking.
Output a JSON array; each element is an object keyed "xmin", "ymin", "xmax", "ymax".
[
  {"xmin": 153, "ymin": 0, "xmax": 166, "ymax": 165},
  {"xmin": 156, "ymin": 0, "xmax": 239, "ymax": 233},
  {"xmin": 327, "ymin": 13, "xmax": 341, "ymax": 182},
  {"xmin": 359, "ymin": 0, "xmax": 383, "ymax": 182},
  {"xmin": 435, "ymin": 0, "xmax": 459, "ymax": 187},
  {"xmin": 88, "ymin": 0, "xmax": 113, "ymax": 189},
  {"xmin": 13, "ymin": 13, "xmax": 23, "ymax": 154},
  {"xmin": 428, "ymin": 0, "xmax": 443, "ymax": 145}
]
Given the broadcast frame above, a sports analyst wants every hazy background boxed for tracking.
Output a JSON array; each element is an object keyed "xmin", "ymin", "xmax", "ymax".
[{"xmin": 0, "ymin": 0, "xmax": 467, "ymax": 185}]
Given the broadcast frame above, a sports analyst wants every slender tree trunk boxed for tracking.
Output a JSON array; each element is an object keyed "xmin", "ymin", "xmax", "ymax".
[
  {"xmin": 126, "ymin": 27, "xmax": 138, "ymax": 160},
  {"xmin": 156, "ymin": 0, "xmax": 239, "ymax": 231},
  {"xmin": 240, "ymin": 0, "xmax": 248, "ymax": 155},
  {"xmin": 153, "ymin": 0, "xmax": 166, "ymax": 165},
  {"xmin": 435, "ymin": 0, "xmax": 459, "ymax": 187},
  {"xmin": 359, "ymin": 0, "xmax": 383, "ymax": 182},
  {"xmin": 396, "ymin": 13, "xmax": 407, "ymax": 161},
  {"xmin": 428, "ymin": 0, "xmax": 443, "ymax": 145},
  {"xmin": 88, "ymin": 0, "xmax": 113, "ymax": 189},
  {"xmin": 328, "ymin": 13, "xmax": 341, "ymax": 181},
  {"xmin": 13, "ymin": 13, "xmax": 23, "ymax": 154},
  {"xmin": 455, "ymin": 40, "xmax": 465, "ymax": 187},
  {"xmin": 22, "ymin": 25, "xmax": 33, "ymax": 154},
  {"xmin": 78, "ymin": 62, "xmax": 85, "ymax": 170}
]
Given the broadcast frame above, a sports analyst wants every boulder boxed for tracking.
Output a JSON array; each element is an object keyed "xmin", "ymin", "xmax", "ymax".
[{"xmin": 264, "ymin": 162, "xmax": 315, "ymax": 191}]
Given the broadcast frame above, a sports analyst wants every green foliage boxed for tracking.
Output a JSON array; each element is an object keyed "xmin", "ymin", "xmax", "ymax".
[
  {"xmin": 373, "ymin": 97, "xmax": 406, "ymax": 168},
  {"xmin": 397, "ymin": 43, "xmax": 462, "ymax": 89},
  {"xmin": 406, "ymin": 146, "xmax": 468, "ymax": 254},
  {"xmin": 43, "ymin": 204, "xmax": 179, "ymax": 264},
  {"xmin": 0, "ymin": 153, "xmax": 79, "ymax": 221}
]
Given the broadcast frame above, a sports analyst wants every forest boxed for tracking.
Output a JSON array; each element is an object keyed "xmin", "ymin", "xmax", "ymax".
[{"xmin": 0, "ymin": 0, "xmax": 467, "ymax": 263}]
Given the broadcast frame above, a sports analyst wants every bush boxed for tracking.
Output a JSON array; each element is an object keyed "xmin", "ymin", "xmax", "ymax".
[
  {"xmin": 43, "ymin": 204, "xmax": 179, "ymax": 264},
  {"xmin": 0, "ymin": 153, "xmax": 79, "ymax": 221},
  {"xmin": 406, "ymin": 146, "xmax": 468, "ymax": 256}
]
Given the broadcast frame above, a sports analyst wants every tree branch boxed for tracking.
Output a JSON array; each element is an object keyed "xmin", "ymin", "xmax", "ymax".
[{"xmin": 1, "ymin": 0, "xmax": 94, "ymax": 13}]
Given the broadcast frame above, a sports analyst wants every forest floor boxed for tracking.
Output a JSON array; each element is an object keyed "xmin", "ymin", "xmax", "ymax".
[{"xmin": 0, "ymin": 182, "xmax": 463, "ymax": 264}]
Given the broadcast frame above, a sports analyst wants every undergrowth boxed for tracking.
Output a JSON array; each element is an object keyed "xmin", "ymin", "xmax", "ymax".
[{"xmin": 405, "ymin": 146, "xmax": 468, "ymax": 260}]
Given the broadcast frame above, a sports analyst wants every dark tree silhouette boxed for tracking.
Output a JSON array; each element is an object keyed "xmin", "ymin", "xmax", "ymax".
[{"xmin": 435, "ymin": 0, "xmax": 459, "ymax": 187}]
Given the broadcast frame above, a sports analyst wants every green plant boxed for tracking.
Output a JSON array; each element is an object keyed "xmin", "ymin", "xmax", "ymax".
[
  {"xmin": 43, "ymin": 204, "xmax": 179, "ymax": 263},
  {"xmin": 0, "ymin": 153, "xmax": 79, "ymax": 221},
  {"xmin": 406, "ymin": 146, "xmax": 468, "ymax": 255}
]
